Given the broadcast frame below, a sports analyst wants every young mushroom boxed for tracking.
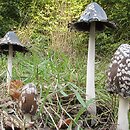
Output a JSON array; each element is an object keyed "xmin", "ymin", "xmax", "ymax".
[
  {"xmin": 107, "ymin": 44, "xmax": 130, "ymax": 130},
  {"xmin": 19, "ymin": 83, "xmax": 38, "ymax": 123}
]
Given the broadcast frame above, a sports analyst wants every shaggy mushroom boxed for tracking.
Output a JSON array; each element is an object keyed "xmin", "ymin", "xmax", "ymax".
[
  {"xmin": 107, "ymin": 44, "xmax": 130, "ymax": 130},
  {"xmin": 0, "ymin": 31, "xmax": 28, "ymax": 93},
  {"xmin": 19, "ymin": 83, "xmax": 38, "ymax": 123},
  {"xmin": 71, "ymin": 2, "xmax": 116, "ymax": 116}
]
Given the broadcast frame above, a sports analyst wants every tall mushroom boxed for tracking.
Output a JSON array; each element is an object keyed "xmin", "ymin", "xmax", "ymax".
[
  {"xmin": 19, "ymin": 83, "xmax": 38, "ymax": 123},
  {"xmin": 107, "ymin": 44, "xmax": 130, "ymax": 130},
  {"xmin": 71, "ymin": 2, "xmax": 116, "ymax": 115},
  {"xmin": 0, "ymin": 31, "xmax": 28, "ymax": 93}
]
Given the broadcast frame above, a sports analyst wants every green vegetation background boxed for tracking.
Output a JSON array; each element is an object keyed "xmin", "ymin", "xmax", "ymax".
[{"xmin": 0, "ymin": 0, "xmax": 130, "ymax": 129}]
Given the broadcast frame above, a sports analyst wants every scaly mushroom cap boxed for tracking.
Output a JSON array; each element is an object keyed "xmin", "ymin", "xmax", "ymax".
[
  {"xmin": 71, "ymin": 2, "xmax": 116, "ymax": 31},
  {"xmin": 0, "ymin": 31, "xmax": 28, "ymax": 55},
  {"xmin": 19, "ymin": 83, "xmax": 38, "ymax": 115},
  {"xmin": 107, "ymin": 44, "xmax": 130, "ymax": 98}
]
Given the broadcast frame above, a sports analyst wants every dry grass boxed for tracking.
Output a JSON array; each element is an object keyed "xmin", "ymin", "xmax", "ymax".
[{"xmin": 0, "ymin": 82, "xmax": 117, "ymax": 130}]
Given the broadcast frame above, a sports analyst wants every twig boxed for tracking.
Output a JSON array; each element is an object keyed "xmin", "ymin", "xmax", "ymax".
[
  {"xmin": 0, "ymin": 109, "xmax": 23, "ymax": 128},
  {"xmin": 43, "ymin": 106, "xmax": 59, "ymax": 130},
  {"xmin": 1, "ymin": 113, "xmax": 5, "ymax": 130}
]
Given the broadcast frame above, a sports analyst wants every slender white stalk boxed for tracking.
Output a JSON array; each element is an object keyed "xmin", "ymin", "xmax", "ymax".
[
  {"xmin": 117, "ymin": 96, "xmax": 129, "ymax": 130},
  {"xmin": 7, "ymin": 44, "xmax": 13, "ymax": 93},
  {"xmin": 86, "ymin": 22, "xmax": 96, "ymax": 115},
  {"xmin": 23, "ymin": 114, "xmax": 31, "ymax": 130}
]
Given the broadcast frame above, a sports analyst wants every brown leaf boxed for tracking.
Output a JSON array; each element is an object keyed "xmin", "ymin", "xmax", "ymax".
[
  {"xmin": 10, "ymin": 80, "xmax": 23, "ymax": 89},
  {"xmin": 57, "ymin": 116, "xmax": 72, "ymax": 129},
  {"xmin": 8, "ymin": 80, "xmax": 23, "ymax": 100}
]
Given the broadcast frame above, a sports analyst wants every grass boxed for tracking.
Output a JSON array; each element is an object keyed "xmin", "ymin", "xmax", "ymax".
[{"xmin": 0, "ymin": 45, "xmax": 118, "ymax": 129}]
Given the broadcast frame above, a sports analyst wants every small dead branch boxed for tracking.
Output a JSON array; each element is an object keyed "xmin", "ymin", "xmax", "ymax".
[{"xmin": 0, "ymin": 109, "xmax": 34, "ymax": 130}]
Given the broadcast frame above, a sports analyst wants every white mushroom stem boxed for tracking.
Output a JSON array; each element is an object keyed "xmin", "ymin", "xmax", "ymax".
[
  {"xmin": 24, "ymin": 114, "xmax": 31, "ymax": 123},
  {"xmin": 7, "ymin": 44, "xmax": 13, "ymax": 93},
  {"xmin": 86, "ymin": 22, "xmax": 96, "ymax": 115},
  {"xmin": 117, "ymin": 96, "xmax": 129, "ymax": 130}
]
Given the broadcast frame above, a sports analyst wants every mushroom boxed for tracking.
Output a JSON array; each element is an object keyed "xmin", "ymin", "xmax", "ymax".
[
  {"xmin": 19, "ymin": 83, "xmax": 38, "ymax": 123},
  {"xmin": 0, "ymin": 31, "xmax": 28, "ymax": 93},
  {"xmin": 107, "ymin": 44, "xmax": 130, "ymax": 130},
  {"xmin": 70, "ymin": 2, "xmax": 116, "ymax": 116}
]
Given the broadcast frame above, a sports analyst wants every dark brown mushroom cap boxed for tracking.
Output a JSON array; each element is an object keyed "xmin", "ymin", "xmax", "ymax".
[
  {"xmin": 71, "ymin": 2, "xmax": 116, "ymax": 31},
  {"xmin": 107, "ymin": 44, "xmax": 130, "ymax": 98},
  {"xmin": 0, "ymin": 31, "xmax": 28, "ymax": 55},
  {"xmin": 19, "ymin": 83, "xmax": 38, "ymax": 115}
]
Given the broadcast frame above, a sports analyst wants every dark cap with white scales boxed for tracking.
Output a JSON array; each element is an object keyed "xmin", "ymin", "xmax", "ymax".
[
  {"xmin": 0, "ymin": 31, "xmax": 28, "ymax": 55},
  {"xmin": 71, "ymin": 2, "xmax": 116, "ymax": 32},
  {"xmin": 19, "ymin": 83, "xmax": 38, "ymax": 115},
  {"xmin": 107, "ymin": 44, "xmax": 130, "ymax": 98}
]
